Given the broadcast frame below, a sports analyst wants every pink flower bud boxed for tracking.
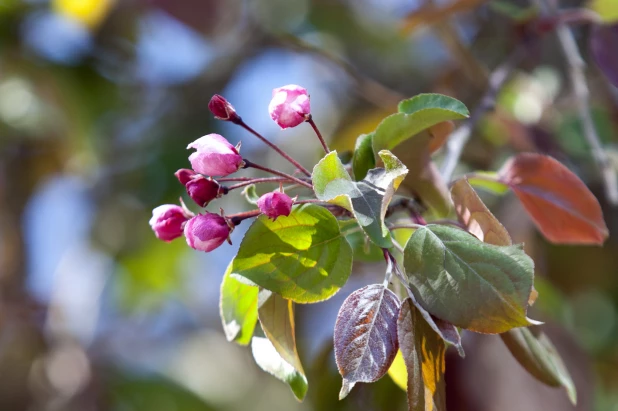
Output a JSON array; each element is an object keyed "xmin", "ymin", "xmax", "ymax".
[
  {"xmin": 185, "ymin": 175, "xmax": 221, "ymax": 207},
  {"xmin": 175, "ymin": 168, "xmax": 196, "ymax": 185},
  {"xmin": 257, "ymin": 191, "xmax": 293, "ymax": 220},
  {"xmin": 268, "ymin": 84, "xmax": 310, "ymax": 129},
  {"xmin": 184, "ymin": 213, "xmax": 231, "ymax": 252},
  {"xmin": 208, "ymin": 94, "xmax": 240, "ymax": 122},
  {"xmin": 187, "ymin": 134, "xmax": 244, "ymax": 177},
  {"xmin": 149, "ymin": 204, "xmax": 190, "ymax": 242}
]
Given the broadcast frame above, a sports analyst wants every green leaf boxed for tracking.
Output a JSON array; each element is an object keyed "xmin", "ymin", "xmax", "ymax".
[
  {"xmin": 219, "ymin": 261, "xmax": 258, "ymax": 345},
  {"xmin": 501, "ymin": 327, "xmax": 577, "ymax": 405},
  {"xmin": 373, "ymin": 93, "xmax": 468, "ymax": 153},
  {"xmin": 403, "ymin": 224, "xmax": 537, "ymax": 334},
  {"xmin": 466, "ymin": 172, "xmax": 509, "ymax": 195},
  {"xmin": 313, "ymin": 150, "xmax": 408, "ymax": 248},
  {"xmin": 372, "ymin": 94, "xmax": 467, "ymax": 217},
  {"xmin": 256, "ymin": 291, "xmax": 308, "ymax": 401},
  {"xmin": 252, "ymin": 326, "xmax": 308, "ymax": 401},
  {"xmin": 398, "ymin": 297, "xmax": 447, "ymax": 411},
  {"xmin": 352, "ymin": 133, "xmax": 375, "ymax": 181},
  {"xmin": 231, "ymin": 204, "xmax": 352, "ymax": 303},
  {"xmin": 242, "ymin": 184, "xmax": 260, "ymax": 205}
]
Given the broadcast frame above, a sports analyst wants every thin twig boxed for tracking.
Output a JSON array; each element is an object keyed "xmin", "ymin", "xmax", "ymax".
[
  {"xmin": 533, "ymin": 0, "xmax": 618, "ymax": 205},
  {"xmin": 238, "ymin": 121, "xmax": 312, "ymax": 177},
  {"xmin": 389, "ymin": 224, "xmax": 425, "ymax": 231},
  {"xmin": 306, "ymin": 115, "xmax": 330, "ymax": 153},
  {"xmin": 225, "ymin": 177, "xmax": 290, "ymax": 190},
  {"xmin": 243, "ymin": 160, "xmax": 314, "ymax": 190},
  {"xmin": 440, "ymin": 46, "xmax": 525, "ymax": 182}
]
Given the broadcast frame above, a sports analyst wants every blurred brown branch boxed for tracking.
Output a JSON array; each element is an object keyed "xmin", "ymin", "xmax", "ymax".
[{"xmin": 533, "ymin": 0, "xmax": 618, "ymax": 205}]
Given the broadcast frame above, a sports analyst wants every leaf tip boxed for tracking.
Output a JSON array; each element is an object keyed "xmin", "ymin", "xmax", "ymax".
[
  {"xmin": 526, "ymin": 317, "xmax": 544, "ymax": 326},
  {"xmin": 339, "ymin": 379, "xmax": 355, "ymax": 400}
]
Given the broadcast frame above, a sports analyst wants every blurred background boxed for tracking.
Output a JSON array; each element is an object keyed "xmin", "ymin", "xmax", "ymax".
[{"xmin": 1, "ymin": 0, "xmax": 618, "ymax": 410}]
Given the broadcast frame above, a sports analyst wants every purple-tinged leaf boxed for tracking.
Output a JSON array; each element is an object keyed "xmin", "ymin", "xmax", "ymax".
[
  {"xmin": 591, "ymin": 23, "xmax": 618, "ymax": 88},
  {"xmin": 334, "ymin": 284, "xmax": 400, "ymax": 399},
  {"xmin": 398, "ymin": 297, "xmax": 447, "ymax": 411}
]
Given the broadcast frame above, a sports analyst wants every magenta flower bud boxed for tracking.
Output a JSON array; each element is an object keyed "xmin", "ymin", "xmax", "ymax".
[
  {"xmin": 257, "ymin": 191, "xmax": 293, "ymax": 220},
  {"xmin": 268, "ymin": 84, "xmax": 311, "ymax": 129},
  {"xmin": 184, "ymin": 213, "xmax": 231, "ymax": 252},
  {"xmin": 185, "ymin": 175, "xmax": 221, "ymax": 207},
  {"xmin": 187, "ymin": 134, "xmax": 244, "ymax": 177},
  {"xmin": 175, "ymin": 168, "xmax": 196, "ymax": 185},
  {"xmin": 208, "ymin": 94, "xmax": 240, "ymax": 122},
  {"xmin": 149, "ymin": 204, "xmax": 190, "ymax": 242}
]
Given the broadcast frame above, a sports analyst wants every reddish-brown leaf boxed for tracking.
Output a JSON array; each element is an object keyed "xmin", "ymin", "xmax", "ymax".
[
  {"xmin": 428, "ymin": 121, "xmax": 454, "ymax": 154},
  {"xmin": 334, "ymin": 284, "xmax": 400, "ymax": 399},
  {"xmin": 499, "ymin": 153, "xmax": 608, "ymax": 245},
  {"xmin": 451, "ymin": 178, "xmax": 512, "ymax": 246}
]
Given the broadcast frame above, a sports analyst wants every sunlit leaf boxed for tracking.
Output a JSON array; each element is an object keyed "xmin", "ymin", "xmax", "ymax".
[
  {"xmin": 313, "ymin": 150, "xmax": 408, "ymax": 248},
  {"xmin": 252, "ymin": 325, "xmax": 308, "ymax": 401},
  {"xmin": 403, "ymin": 225, "xmax": 536, "ymax": 333},
  {"xmin": 501, "ymin": 327, "xmax": 576, "ymax": 405},
  {"xmin": 591, "ymin": 23, "xmax": 618, "ymax": 87},
  {"xmin": 373, "ymin": 94, "xmax": 468, "ymax": 152},
  {"xmin": 589, "ymin": 0, "xmax": 618, "ymax": 23},
  {"xmin": 231, "ymin": 204, "xmax": 352, "ymax": 303},
  {"xmin": 427, "ymin": 121, "xmax": 454, "ymax": 154},
  {"xmin": 372, "ymin": 94, "xmax": 468, "ymax": 216},
  {"xmin": 467, "ymin": 171, "xmax": 509, "ymax": 194},
  {"xmin": 398, "ymin": 297, "xmax": 447, "ymax": 411},
  {"xmin": 256, "ymin": 291, "xmax": 307, "ymax": 401},
  {"xmin": 387, "ymin": 350, "xmax": 408, "ymax": 391},
  {"xmin": 499, "ymin": 153, "xmax": 609, "ymax": 244},
  {"xmin": 451, "ymin": 178, "xmax": 512, "ymax": 245},
  {"xmin": 334, "ymin": 284, "xmax": 400, "ymax": 399},
  {"xmin": 352, "ymin": 133, "xmax": 376, "ymax": 181},
  {"xmin": 219, "ymin": 262, "xmax": 258, "ymax": 345},
  {"xmin": 451, "ymin": 179, "xmax": 538, "ymax": 306}
]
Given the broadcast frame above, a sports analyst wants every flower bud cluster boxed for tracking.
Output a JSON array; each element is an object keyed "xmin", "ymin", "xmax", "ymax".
[{"xmin": 149, "ymin": 85, "xmax": 314, "ymax": 252}]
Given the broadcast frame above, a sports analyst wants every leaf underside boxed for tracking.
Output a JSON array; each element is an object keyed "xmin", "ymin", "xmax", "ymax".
[{"xmin": 334, "ymin": 284, "xmax": 401, "ymax": 399}]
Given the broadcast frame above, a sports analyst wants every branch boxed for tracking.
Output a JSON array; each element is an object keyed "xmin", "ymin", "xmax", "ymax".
[
  {"xmin": 533, "ymin": 0, "xmax": 618, "ymax": 205},
  {"xmin": 440, "ymin": 47, "xmax": 525, "ymax": 182}
]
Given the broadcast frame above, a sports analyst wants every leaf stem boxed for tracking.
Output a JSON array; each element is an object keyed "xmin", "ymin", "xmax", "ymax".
[
  {"xmin": 382, "ymin": 249, "xmax": 394, "ymax": 286},
  {"xmin": 305, "ymin": 115, "xmax": 330, "ymax": 153},
  {"xmin": 237, "ymin": 120, "xmax": 312, "ymax": 177},
  {"xmin": 243, "ymin": 159, "xmax": 314, "ymax": 190},
  {"xmin": 225, "ymin": 177, "xmax": 290, "ymax": 191}
]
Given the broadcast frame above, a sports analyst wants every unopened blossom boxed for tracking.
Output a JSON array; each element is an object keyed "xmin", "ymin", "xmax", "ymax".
[
  {"xmin": 208, "ymin": 94, "xmax": 240, "ymax": 122},
  {"xmin": 175, "ymin": 168, "xmax": 196, "ymax": 185},
  {"xmin": 149, "ymin": 204, "xmax": 191, "ymax": 242},
  {"xmin": 187, "ymin": 134, "xmax": 244, "ymax": 177},
  {"xmin": 185, "ymin": 175, "xmax": 221, "ymax": 207},
  {"xmin": 268, "ymin": 84, "xmax": 310, "ymax": 129},
  {"xmin": 257, "ymin": 191, "xmax": 293, "ymax": 220},
  {"xmin": 184, "ymin": 213, "xmax": 231, "ymax": 252}
]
